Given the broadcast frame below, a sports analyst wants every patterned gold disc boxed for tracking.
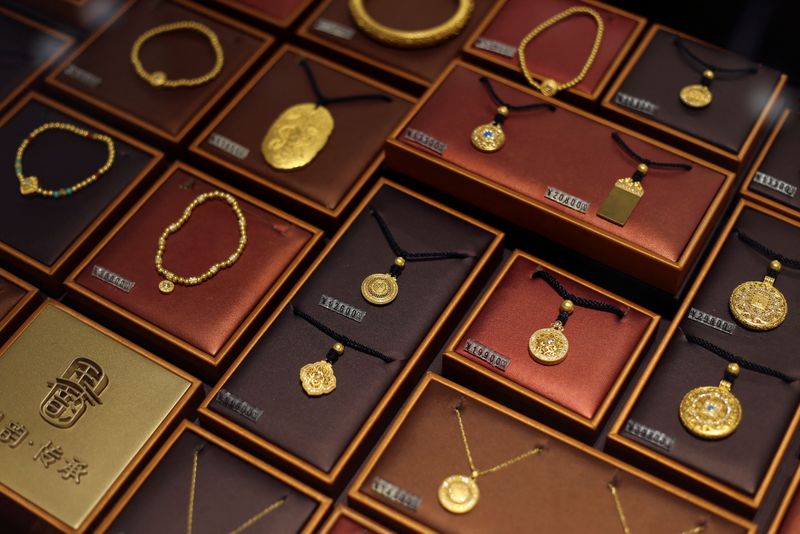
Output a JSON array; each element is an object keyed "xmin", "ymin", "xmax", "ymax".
[
  {"xmin": 679, "ymin": 84, "xmax": 712, "ymax": 108},
  {"xmin": 528, "ymin": 323, "xmax": 569, "ymax": 365},
  {"xmin": 679, "ymin": 385, "xmax": 742, "ymax": 439},
  {"xmin": 158, "ymin": 280, "xmax": 174, "ymax": 294},
  {"xmin": 729, "ymin": 280, "xmax": 787, "ymax": 331},
  {"xmin": 261, "ymin": 103, "xmax": 334, "ymax": 170},
  {"xmin": 361, "ymin": 273, "xmax": 399, "ymax": 305},
  {"xmin": 299, "ymin": 360, "xmax": 336, "ymax": 396},
  {"xmin": 438, "ymin": 474, "xmax": 480, "ymax": 514},
  {"xmin": 470, "ymin": 122, "xmax": 505, "ymax": 152}
]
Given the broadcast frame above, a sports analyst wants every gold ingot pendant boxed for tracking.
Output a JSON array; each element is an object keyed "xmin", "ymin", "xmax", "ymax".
[
  {"xmin": 729, "ymin": 277, "xmax": 787, "ymax": 331},
  {"xmin": 679, "ymin": 381, "xmax": 742, "ymax": 439},
  {"xmin": 470, "ymin": 122, "xmax": 505, "ymax": 152},
  {"xmin": 598, "ymin": 177, "xmax": 644, "ymax": 227},
  {"xmin": 438, "ymin": 474, "xmax": 480, "ymax": 514},
  {"xmin": 679, "ymin": 84, "xmax": 712, "ymax": 108},
  {"xmin": 261, "ymin": 103, "xmax": 334, "ymax": 170},
  {"xmin": 361, "ymin": 273, "xmax": 399, "ymax": 305},
  {"xmin": 299, "ymin": 360, "xmax": 336, "ymax": 396},
  {"xmin": 528, "ymin": 321, "xmax": 569, "ymax": 365}
]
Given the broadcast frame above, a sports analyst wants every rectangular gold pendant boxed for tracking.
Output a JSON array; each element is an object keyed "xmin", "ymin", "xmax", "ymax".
[{"xmin": 597, "ymin": 177, "xmax": 644, "ymax": 226}]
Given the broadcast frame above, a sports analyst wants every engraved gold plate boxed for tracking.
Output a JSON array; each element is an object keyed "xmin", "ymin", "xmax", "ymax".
[
  {"xmin": 679, "ymin": 84, "xmax": 712, "ymax": 108},
  {"xmin": 19, "ymin": 176, "xmax": 39, "ymax": 195},
  {"xmin": 361, "ymin": 273, "xmax": 399, "ymax": 305},
  {"xmin": 299, "ymin": 360, "xmax": 336, "ymax": 396},
  {"xmin": 528, "ymin": 322, "xmax": 569, "ymax": 365},
  {"xmin": 470, "ymin": 123, "xmax": 505, "ymax": 152},
  {"xmin": 261, "ymin": 103, "xmax": 334, "ymax": 170},
  {"xmin": 729, "ymin": 278, "xmax": 787, "ymax": 330},
  {"xmin": 158, "ymin": 280, "xmax": 174, "ymax": 294},
  {"xmin": 597, "ymin": 177, "xmax": 644, "ymax": 226},
  {"xmin": 679, "ymin": 383, "xmax": 742, "ymax": 439},
  {"xmin": 438, "ymin": 474, "xmax": 480, "ymax": 514}
]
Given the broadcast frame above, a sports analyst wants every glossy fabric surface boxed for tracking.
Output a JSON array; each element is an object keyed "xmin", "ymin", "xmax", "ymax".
[{"xmin": 748, "ymin": 112, "xmax": 800, "ymax": 212}]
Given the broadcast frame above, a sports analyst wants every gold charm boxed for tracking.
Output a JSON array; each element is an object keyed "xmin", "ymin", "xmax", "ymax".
[
  {"xmin": 679, "ymin": 363, "xmax": 742, "ymax": 439},
  {"xmin": 529, "ymin": 321, "xmax": 569, "ymax": 365},
  {"xmin": 680, "ymin": 84, "xmax": 712, "ymax": 108},
  {"xmin": 19, "ymin": 176, "xmax": 39, "ymax": 195},
  {"xmin": 471, "ymin": 105, "xmax": 508, "ymax": 152},
  {"xmin": 299, "ymin": 360, "xmax": 336, "ymax": 396},
  {"xmin": 261, "ymin": 103, "xmax": 334, "ymax": 170},
  {"xmin": 149, "ymin": 71, "xmax": 167, "ymax": 87},
  {"xmin": 438, "ymin": 474, "xmax": 480, "ymax": 514},
  {"xmin": 597, "ymin": 169, "xmax": 646, "ymax": 227},
  {"xmin": 361, "ymin": 273, "xmax": 399, "ymax": 305},
  {"xmin": 729, "ymin": 260, "xmax": 787, "ymax": 330},
  {"xmin": 158, "ymin": 280, "xmax": 175, "ymax": 294},
  {"xmin": 540, "ymin": 78, "xmax": 559, "ymax": 97}
]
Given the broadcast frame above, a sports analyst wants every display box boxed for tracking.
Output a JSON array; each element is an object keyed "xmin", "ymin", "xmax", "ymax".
[
  {"xmin": 442, "ymin": 250, "xmax": 658, "ymax": 438},
  {"xmin": 6, "ymin": 0, "xmax": 125, "ymax": 33},
  {"xmin": 96, "ymin": 421, "xmax": 331, "ymax": 533},
  {"xmin": 386, "ymin": 61, "xmax": 735, "ymax": 294},
  {"xmin": 46, "ymin": 0, "xmax": 273, "ymax": 146},
  {"xmin": 205, "ymin": 0, "xmax": 320, "ymax": 31},
  {"xmin": 601, "ymin": 25, "xmax": 785, "ymax": 170},
  {"xmin": 0, "ymin": 92, "xmax": 163, "ymax": 292},
  {"xmin": 768, "ymin": 464, "xmax": 800, "ymax": 534},
  {"xmin": 190, "ymin": 45, "xmax": 415, "ymax": 228},
  {"xmin": 199, "ymin": 179, "xmax": 503, "ymax": 491},
  {"xmin": 319, "ymin": 505, "xmax": 394, "ymax": 534},
  {"xmin": 64, "ymin": 162, "xmax": 322, "ymax": 381},
  {"xmin": 740, "ymin": 109, "xmax": 800, "ymax": 222},
  {"xmin": 0, "ymin": 268, "xmax": 39, "ymax": 344},
  {"xmin": 0, "ymin": 7, "xmax": 72, "ymax": 113},
  {"xmin": 608, "ymin": 200, "xmax": 800, "ymax": 513},
  {"xmin": 297, "ymin": 0, "xmax": 496, "ymax": 93},
  {"xmin": 462, "ymin": 0, "xmax": 645, "ymax": 107},
  {"xmin": 348, "ymin": 373, "xmax": 754, "ymax": 533},
  {"xmin": 0, "ymin": 300, "xmax": 201, "ymax": 533}
]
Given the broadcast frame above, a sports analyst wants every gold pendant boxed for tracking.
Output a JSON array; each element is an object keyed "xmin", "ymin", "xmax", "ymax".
[
  {"xmin": 438, "ymin": 474, "xmax": 480, "ymax": 514},
  {"xmin": 470, "ymin": 122, "xmax": 505, "ymax": 152},
  {"xmin": 729, "ymin": 276, "xmax": 787, "ymax": 331},
  {"xmin": 299, "ymin": 360, "xmax": 336, "ymax": 396},
  {"xmin": 597, "ymin": 177, "xmax": 644, "ymax": 226},
  {"xmin": 158, "ymin": 280, "xmax": 174, "ymax": 294},
  {"xmin": 361, "ymin": 273, "xmax": 399, "ymax": 305},
  {"xmin": 19, "ymin": 176, "xmax": 39, "ymax": 195},
  {"xmin": 679, "ymin": 84, "xmax": 712, "ymax": 108},
  {"xmin": 261, "ymin": 103, "xmax": 334, "ymax": 170},
  {"xmin": 528, "ymin": 321, "xmax": 569, "ymax": 365},
  {"xmin": 540, "ymin": 78, "xmax": 559, "ymax": 97},
  {"xmin": 679, "ymin": 367, "xmax": 742, "ymax": 439}
]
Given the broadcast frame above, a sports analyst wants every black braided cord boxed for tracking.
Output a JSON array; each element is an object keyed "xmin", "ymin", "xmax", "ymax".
[
  {"xmin": 531, "ymin": 270, "xmax": 625, "ymax": 326},
  {"xmin": 685, "ymin": 334, "xmax": 795, "ymax": 383},
  {"xmin": 479, "ymin": 76, "xmax": 556, "ymax": 125},
  {"xmin": 293, "ymin": 306, "xmax": 394, "ymax": 363},
  {"xmin": 673, "ymin": 38, "xmax": 758, "ymax": 76},
  {"xmin": 735, "ymin": 230, "xmax": 800, "ymax": 269},
  {"xmin": 611, "ymin": 132, "xmax": 692, "ymax": 182},
  {"xmin": 299, "ymin": 59, "xmax": 392, "ymax": 107},
  {"xmin": 370, "ymin": 208, "xmax": 470, "ymax": 262}
]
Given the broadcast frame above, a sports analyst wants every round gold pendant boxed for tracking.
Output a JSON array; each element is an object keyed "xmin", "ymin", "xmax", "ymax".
[
  {"xmin": 679, "ymin": 84, "xmax": 712, "ymax": 108},
  {"xmin": 540, "ymin": 78, "xmax": 559, "ymax": 97},
  {"xmin": 470, "ymin": 123, "xmax": 505, "ymax": 152},
  {"xmin": 361, "ymin": 273, "xmax": 399, "ymax": 305},
  {"xmin": 438, "ymin": 474, "xmax": 479, "ymax": 514},
  {"xmin": 729, "ymin": 280, "xmax": 787, "ymax": 331},
  {"xmin": 528, "ymin": 323, "xmax": 569, "ymax": 365},
  {"xmin": 299, "ymin": 360, "xmax": 336, "ymax": 396},
  {"xmin": 261, "ymin": 103, "xmax": 334, "ymax": 170},
  {"xmin": 158, "ymin": 280, "xmax": 174, "ymax": 294},
  {"xmin": 679, "ymin": 385, "xmax": 742, "ymax": 439}
]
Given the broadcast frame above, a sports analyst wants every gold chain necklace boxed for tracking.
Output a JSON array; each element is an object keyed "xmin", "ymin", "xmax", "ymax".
[
  {"xmin": 155, "ymin": 191, "xmax": 247, "ymax": 295},
  {"xmin": 15, "ymin": 122, "xmax": 115, "ymax": 198},
  {"xmin": 130, "ymin": 21, "xmax": 224, "ymax": 88},
  {"xmin": 438, "ymin": 406, "xmax": 542, "ymax": 514},
  {"xmin": 607, "ymin": 480, "xmax": 706, "ymax": 534},
  {"xmin": 518, "ymin": 7, "xmax": 604, "ymax": 97},
  {"xmin": 186, "ymin": 447, "xmax": 286, "ymax": 534}
]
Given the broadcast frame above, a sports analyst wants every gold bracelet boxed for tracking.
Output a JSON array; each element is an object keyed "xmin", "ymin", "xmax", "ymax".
[
  {"xmin": 130, "ymin": 21, "xmax": 224, "ymax": 88},
  {"xmin": 15, "ymin": 122, "xmax": 115, "ymax": 198},
  {"xmin": 518, "ymin": 7, "xmax": 604, "ymax": 97},
  {"xmin": 348, "ymin": 0, "xmax": 474, "ymax": 48}
]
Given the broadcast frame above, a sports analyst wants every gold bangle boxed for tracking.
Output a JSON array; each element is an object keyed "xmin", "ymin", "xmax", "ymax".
[
  {"xmin": 518, "ymin": 7, "xmax": 604, "ymax": 97},
  {"xmin": 348, "ymin": 0, "xmax": 474, "ymax": 48},
  {"xmin": 130, "ymin": 20, "xmax": 224, "ymax": 88}
]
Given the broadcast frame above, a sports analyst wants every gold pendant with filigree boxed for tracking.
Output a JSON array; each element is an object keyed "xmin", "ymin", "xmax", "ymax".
[
  {"xmin": 528, "ymin": 321, "xmax": 569, "ymax": 365},
  {"xmin": 729, "ymin": 260, "xmax": 788, "ymax": 331},
  {"xmin": 438, "ymin": 474, "xmax": 480, "ymax": 514},
  {"xmin": 679, "ymin": 363, "xmax": 742, "ymax": 439}
]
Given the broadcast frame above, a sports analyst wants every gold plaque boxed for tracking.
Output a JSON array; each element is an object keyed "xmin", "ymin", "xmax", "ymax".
[
  {"xmin": 438, "ymin": 474, "xmax": 480, "ymax": 514},
  {"xmin": 679, "ymin": 84, "xmax": 712, "ymax": 108},
  {"xmin": 299, "ymin": 360, "xmax": 336, "ymax": 396},
  {"xmin": 19, "ymin": 176, "xmax": 39, "ymax": 195},
  {"xmin": 261, "ymin": 103, "xmax": 334, "ymax": 170},
  {"xmin": 470, "ymin": 123, "xmax": 505, "ymax": 152},
  {"xmin": 597, "ymin": 177, "xmax": 644, "ymax": 226},
  {"xmin": 729, "ymin": 278, "xmax": 787, "ymax": 331},
  {"xmin": 679, "ymin": 383, "xmax": 741, "ymax": 439},
  {"xmin": 361, "ymin": 273, "xmax": 399, "ymax": 305},
  {"xmin": 528, "ymin": 322, "xmax": 569, "ymax": 365}
]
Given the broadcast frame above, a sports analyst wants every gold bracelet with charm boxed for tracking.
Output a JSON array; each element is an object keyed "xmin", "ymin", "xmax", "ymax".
[
  {"xmin": 518, "ymin": 7, "xmax": 604, "ymax": 97},
  {"xmin": 674, "ymin": 38, "xmax": 757, "ymax": 109},
  {"xmin": 348, "ymin": 0, "xmax": 474, "ymax": 48},
  {"xmin": 130, "ymin": 20, "xmax": 224, "ymax": 88},
  {"xmin": 154, "ymin": 191, "xmax": 247, "ymax": 295}
]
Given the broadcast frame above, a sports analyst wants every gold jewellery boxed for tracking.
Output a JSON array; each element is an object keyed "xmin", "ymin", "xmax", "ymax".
[
  {"xmin": 674, "ymin": 38, "xmax": 757, "ymax": 109},
  {"xmin": 607, "ymin": 477, "xmax": 706, "ymax": 534},
  {"xmin": 155, "ymin": 191, "xmax": 247, "ymax": 295},
  {"xmin": 518, "ymin": 7, "xmax": 604, "ymax": 97},
  {"xmin": 131, "ymin": 21, "xmax": 224, "ymax": 88},
  {"xmin": 348, "ymin": 0, "xmax": 474, "ymax": 48},
  {"xmin": 15, "ymin": 122, "xmax": 115, "ymax": 198},
  {"xmin": 438, "ymin": 403, "xmax": 542, "ymax": 514}
]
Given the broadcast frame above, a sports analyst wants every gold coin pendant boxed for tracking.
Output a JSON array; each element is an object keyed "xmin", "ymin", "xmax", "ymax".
[
  {"xmin": 528, "ymin": 325, "xmax": 569, "ymax": 365},
  {"xmin": 361, "ymin": 273, "xmax": 399, "ymax": 305},
  {"xmin": 729, "ymin": 280, "xmax": 787, "ymax": 331},
  {"xmin": 679, "ymin": 84, "xmax": 712, "ymax": 108},
  {"xmin": 679, "ymin": 385, "xmax": 742, "ymax": 439},
  {"xmin": 299, "ymin": 360, "xmax": 336, "ymax": 396},
  {"xmin": 438, "ymin": 474, "xmax": 480, "ymax": 514},
  {"xmin": 470, "ymin": 123, "xmax": 505, "ymax": 152},
  {"xmin": 158, "ymin": 280, "xmax": 174, "ymax": 294},
  {"xmin": 261, "ymin": 103, "xmax": 334, "ymax": 170}
]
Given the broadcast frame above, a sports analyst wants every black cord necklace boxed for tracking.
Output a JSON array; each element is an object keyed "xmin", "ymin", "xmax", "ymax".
[
  {"xmin": 678, "ymin": 333, "xmax": 794, "ymax": 440},
  {"xmin": 261, "ymin": 59, "xmax": 393, "ymax": 171},
  {"xmin": 597, "ymin": 132, "xmax": 693, "ymax": 226},
  {"xmin": 293, "ymin": 306, "xmax": 393, "ymax": 396},
  {"xmin": 360, "ymin": 208, "xmax": 470, "ymax": 306},
  {"xmin": 470, "ymin": 76, "xmax": 556, "ymax": 153},
  {"xmin": 527, "ymin": 270, "xmax": 626, "ymax": 365},
  {"xmin": 673, "ymin": 38, "xmax": 757, "ymax": 109},
  {"xmin": 728, "ymin": 229, "xmax": 798, "ymax": 331}
]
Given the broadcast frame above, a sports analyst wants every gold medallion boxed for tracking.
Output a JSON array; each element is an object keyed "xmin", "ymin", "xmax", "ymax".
[
  {"xmin": 528, "ymin": 321, "xmax": 569, "ymax": 365},
  {"xmin": 299, "ymin": 360, "xmax": 336, "ymax": 396},
  {"xmin": 679, "ymin": 84, "xmax": 712, "ymax": 108},
  {"xmin": 730, "ymin": 277, "xmax": 787, "ymax": 331},
  {"xmin": 361, "ymin": 273, "xmax": 399, "ymax": 305},
  {"xmin": 158, "ymin": 280, "xmax": 174, "ymax": 294},
  {"xmin": 470, "ymin": 123, "xmax": 505, "ymax": 152},
  {"xmin": 19, "ymin": 176, "xmax": 39, "ymax": 195},
  {"xmin": 679, "ymin": 367, "xmax": 742, "ymax": 440},
  {"xmin": 438, "ymin": 474, "xmax": 480, "ymax": 514},
  {"xmin": 261, "ymin": 103, "xmax": 334, "ymax": 170}
]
